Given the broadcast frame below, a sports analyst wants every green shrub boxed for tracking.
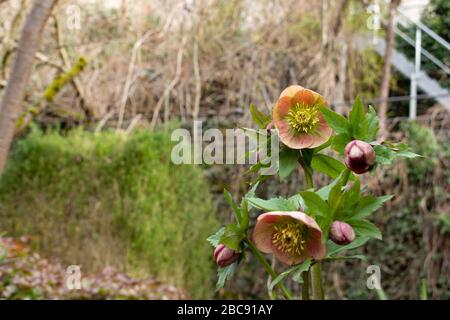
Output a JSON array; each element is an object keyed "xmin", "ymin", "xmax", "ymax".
[{"xmin": 0, "ymin": 127, "xmax": 219, "ymax": 299}]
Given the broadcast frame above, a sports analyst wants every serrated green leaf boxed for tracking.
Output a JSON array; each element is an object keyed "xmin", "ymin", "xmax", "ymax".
[
  {"xmin": 299, "ymin": 191, "xmax": 330, "ymax": 218},
  {"xmin": 349, "ymin": 96, "xmax": 368, "ymax": 140},
  {"xmin": 311, "ymin": 154, "xmax": 346, "ymax": 179},
  {"xmin": 292, "ymin": 259, "xmax": 312, "ymax": 283},
  {"xmin": 320, "ymin": 106, "xmax": 349, "ymax": 134},
  {"xmin": 250, "ymin": 104, "xmax": 271, "ymax": 129},
  {"xmin": 332, "ymin": 133, "xmax": 351, "ymax": 154},
  {"xmin": 216, "ymin": 262, "xmax": 238, "ymax": 290},
  {"xmin": 326, "ymin": 254, "xmax": 367, "ymax": 262},
  {"xmin": 279, "ymin": 148, "xmax": 299, "ymax": 181},
  {"xmin": 268, "ymin": 259, "xmax": 311, "ymax": 290},
  {"xmin": 367, "ymin": 106, "xmax": 379, "ymax": 141},
  {"xmin": 373, "ymin": 144, "xmax": 395, "ymax": 165},
  {"xmin": 219, "ymin": 224, "xmax": 245, "ymax": 251},
  {"xmin": 327, "ymin": 237, "xmax": 370, "ymax": 256},
  {"xmin": 350, "ymin": 195, "xmax": 393, "ymax": 220},
  {"xmin": 207, "ymin": 227, "xmax": 225, "ymax": 248},
  {"xmin": 247, "ymin": 197, "xmax": 298, "ymax": 211},
  {"xmin": 268, "ymin": 266, "xmax": 297, "ymax": 291},
  {"xmin": 288, "ymin": 194, "xmax": 305, "ymax": 211},
  {"xmin": 223, "ymin": 189, "xmax": 242, "ymax": 224},
  {"xmin": 349, "ymin": 219, "xmax": 382, "ymax": 240}
]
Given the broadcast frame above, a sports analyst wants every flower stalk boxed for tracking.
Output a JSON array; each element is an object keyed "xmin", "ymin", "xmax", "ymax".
[{"xmin": 244, "ymin": 238, "xmax": 293, "ymax": 300}]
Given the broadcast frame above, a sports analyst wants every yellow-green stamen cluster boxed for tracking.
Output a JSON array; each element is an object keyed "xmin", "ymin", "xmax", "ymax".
[
  {"xmin": 285, "ymin": 102, "xmax": 320, "ymax": 134},
  {"xmin": 272, "ymin": 222, "xmax": 306, "ymax": 256}
]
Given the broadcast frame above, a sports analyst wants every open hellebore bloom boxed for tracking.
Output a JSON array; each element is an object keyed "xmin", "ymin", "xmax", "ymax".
[
  {"xmin": 214, "ymin": 244, "xmax": 240, "ymax": 267},
  {"xmin": 272, "ymin": 85, "xmax": 333, "ymax": 149},
  {"xmin": 253, "ymin": 211, "xmax": 326, "ymax": 265},
  {"xmin": 344, "ymin": 140, "xmax": 376, "ymax": 174},
  {"xmin": 329, "ymin": 221, "xmax": 356, "ymax": 245}
]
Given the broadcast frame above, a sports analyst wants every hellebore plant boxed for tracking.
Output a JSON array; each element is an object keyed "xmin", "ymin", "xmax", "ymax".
[{"xmin": 207, "ymin": 85, "xmax": 420, "ymax": 299}]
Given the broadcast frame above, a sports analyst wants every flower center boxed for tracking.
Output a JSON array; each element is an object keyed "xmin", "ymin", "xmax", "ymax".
[
  {"xmin": 285, "ymin": 103, "xmax": 320, "ymax": 134},
  {"xmin": 272, "ymin": 222, "xmax": 306, "ymax": 256}
]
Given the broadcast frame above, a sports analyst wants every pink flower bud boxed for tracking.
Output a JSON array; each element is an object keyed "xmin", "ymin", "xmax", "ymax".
[
  {"xmin": 344, "ymin": 140, "xmax": 376, "ymax": 174},
  {"xmin": 329, "ymin": 221, "xmax": 356, "ymax": 245},
  {"xmin": 214, "ymin": 244, "xmax": 239, "ymax": 267}
]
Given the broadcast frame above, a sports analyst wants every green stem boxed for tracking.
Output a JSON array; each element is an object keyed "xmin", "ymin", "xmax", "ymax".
[
  {"xmin": 311, "ymin": 262, "xmax": 325, "ymax": 300},
  {"xmin": 302, "ymin": 271, "xmax": 310, "ymax": 300},
  {"xmin": 299, "ymin": 156, "xmax": 325, "ymax": 299},
  {"xmin": 245, "ymin": 238, "xmax": 293, "ymax": 300}
]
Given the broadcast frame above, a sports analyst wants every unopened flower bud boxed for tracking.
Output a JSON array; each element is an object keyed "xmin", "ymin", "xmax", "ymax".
[
  {"xmin": 329, "ymin": 221, "xmax": 355, "ymax": 245},
  {"xmin": 344, "ymin": 140, "xmax": 376, "ymax": 174},
  {"xmin": 214, "ymin": 244, "xmax": 239, "ymax": 267}
]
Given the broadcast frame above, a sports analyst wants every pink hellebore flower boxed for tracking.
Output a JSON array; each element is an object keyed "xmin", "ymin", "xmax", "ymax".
[
  {"xmin": 273, "ymin": 85, "xmax": 333, "ymax": 149},
  {"xmin": 253, "ymin": 211, "xmax": 326, "ymax": 265}
]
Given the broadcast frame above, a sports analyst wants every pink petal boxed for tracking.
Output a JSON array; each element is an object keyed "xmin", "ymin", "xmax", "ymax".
[
  {"xmin": 253, "ymin": 212, "xmax": 288, "ymax": 253},
  {"xmin": 306, "ymin": 228, "xmax": 327, "ymax": 260},
  {"xmin": 279, "ymin": 85, "xmax": 304, "ymax": 99},
  {"xmin": 273, "ymin": 96, "xmax": 292, "ymax": 120},
  {"xmin": 271, "ymin": 244, "xmax": 308, "ymax": 265},
  {"xmin": 292, "ymin": 89, "xmax": 316, "ymax": 106}
]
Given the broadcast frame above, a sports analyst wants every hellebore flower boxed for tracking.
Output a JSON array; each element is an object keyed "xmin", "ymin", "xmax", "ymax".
[
  {"xmin": 272, "ymin": 85, "xmax": 333, "ymax": 149},
  {"xmin": 344, "ymin": 140, "xmax": 376, "ymax": 174},
  {"xmin": 253, "ymin": 211, "xmax": 326, "ymax": 265},
  {"xmin": 329, "ymin": 221, "xmax": 356, "ymax": 245},
  {"xmin": 214, "ymin": 244, "xmax": 239, "ymax": 267}
]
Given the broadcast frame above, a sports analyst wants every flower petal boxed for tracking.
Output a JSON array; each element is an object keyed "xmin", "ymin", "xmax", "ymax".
[
  {"xmin": 271, "ymin": 244, "xmax": 308, "ymax": 265},
  {"xmin": 306, "ymin": 229, "xmax": 327, "ymax": 260},
  {"xmin": 253, "ymin": 212, "xmax": 288, "ymax": 254},
  {"xmin": 308, "ymin": 114, "xmax": 333, "ymax": 148},
  {"xmin": 284, "ymin": 133, "xmax": 314, "ymax": 149},
  {"xmin": 273, "ymin": 96, "xmax": 292, "ymax": 120},
  {"xmin": 279, "ymin": 85, "xmax": 304, "ymax": 99},
  {"xmin": 292, "ymin": 89, "xmax": 316, "ymax": 106}
]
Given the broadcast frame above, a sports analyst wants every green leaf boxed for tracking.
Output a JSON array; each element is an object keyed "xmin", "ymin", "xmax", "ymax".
[
  {"xmin": 319, "ymin": 106, "xmax": 349, "ymax": 134},
  {"xmin": 332, "ymin": 133, "xmax": 351, "ymax": 154},
  {"xmin": 279, "ymin": 148, "xmax": 299, "ymax": 181},
  {"xmin": 373, "ymin": 144, "xmax": 395, "ymax": 165},
  {"xmin": 311, "ymin": 154, "xmax": 346, "ymax": 179},
  {"xmin": 325, "ymin": 254, "xmax": 367, "ymax": 262},
  {"xmin": 268, "ymin": 259, "xmax": 312, "ymax": 290},
  {"xmin": 349, "ymin": 96, "xmax": 368, "ymax": 140},
  {"xmin": 350, "ymin": 195, "xmax": 393, "ymax": 220},
  {"xmin": 219, "ymin": 224, "xmax": 245, "ymax": 251},
  {"xmin": 240, "ymin": 199, "xmax": 250, "ymax": 230},
  {"xmin": 224, "ymin": 189, "xmax": 241, "ymax": 223},
  {"xmin": 207, "ymin": 227, "xmax": 225, "ymax": 248},
  {"xmin": 216, "ymin": 262, "xmax": 238, "ymax": 290},
  {"xmin": 327, "ymin": 237, "xmax": 370, "ymax": 256},
  {"xmin": 288, "ymin": 194, "xmax": 305, "ymax": 211},
  {"xmin": 292, "ymin": 259, "xmax": 312, "ymax": 283},
  {"xmin": 250, "ymin": 104, "xmax": 271, "ymax": 129},
  {"xmin": 349, "ymin": 219, "xmax": 382, "ymax": 240},
  {"xmin": 268, "ymin": 266, "xmax": 297, "ymax": 291},
  {"xmin": 366, "ymin": 106, "xmax": 379, "ymax": 141},
  {"xmin": 247, "ymin": 197, "xmax": 298, "ymax": 211},
  {"xmin": 316, "ymin": 170, "xmax": 345, "ymax": 200},
  {"xmin": 299, "ymin": 191, "xmax": 330, "ymax": 218}
]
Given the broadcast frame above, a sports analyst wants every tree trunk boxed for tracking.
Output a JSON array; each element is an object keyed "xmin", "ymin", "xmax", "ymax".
[
  {"xmin": 379, "ymin": 0, "xmax": 401, "ymax": 139},
  {"xmin": 0, "ymin": 0, "xmax": 57, "ymax": 175}
]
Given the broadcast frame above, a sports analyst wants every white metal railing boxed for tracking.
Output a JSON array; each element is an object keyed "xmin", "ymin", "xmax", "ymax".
[{"xmin": 395, "ymin": 9, "xmax": 450, "ymax": 119}]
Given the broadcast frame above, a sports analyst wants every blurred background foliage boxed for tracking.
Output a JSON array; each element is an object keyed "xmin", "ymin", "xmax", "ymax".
[
  {"xmin": 0, "ymin": 128, "xmax": 219, "ymax": 299},
  {"xmin": 0, "ymin": 0, "xmax": 448, "ymax": 299}
]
